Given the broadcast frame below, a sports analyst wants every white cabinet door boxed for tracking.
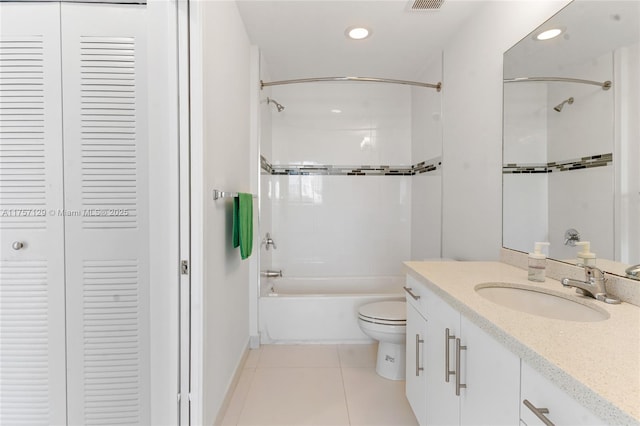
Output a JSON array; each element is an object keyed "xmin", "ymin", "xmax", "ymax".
[
  {"xmin": 459, "ymin": 317, "xmax": 520, "ymax": 426},
  {"xmin": 406, "ymin": 303, "xmax": 428, "ymax": 426},
  {"xmin": 521, "ymin": 361, "xmax": 605, "ymax": 426},
  {"xmin": 0, "ymin": 4, "xmax": 67, "ymax": 425},
  {"xmin": 60, "ymin": 4, "xmax": 150, "ymax": 425},
  {"xmin": 424, "ymin": 293, "xmax": 460, "ymax": 426}
]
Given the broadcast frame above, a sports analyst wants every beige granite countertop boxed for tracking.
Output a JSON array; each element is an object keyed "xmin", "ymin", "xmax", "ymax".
[{"xmin": 404, "ymin": 261, "xmax": 640, "ymax": 425}]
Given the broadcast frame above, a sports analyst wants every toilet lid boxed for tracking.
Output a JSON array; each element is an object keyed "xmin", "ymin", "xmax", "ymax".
[{"xmin": 358, "ymin": 301, "xmax": 406, "ymax": 322}]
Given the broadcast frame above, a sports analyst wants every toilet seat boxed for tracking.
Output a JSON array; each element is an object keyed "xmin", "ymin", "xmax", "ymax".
[{"xmin": 358, "ymin": 301, "xmax": 406, "ymax": 325}]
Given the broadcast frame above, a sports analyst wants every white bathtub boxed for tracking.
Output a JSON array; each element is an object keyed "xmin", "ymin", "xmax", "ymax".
[{"xmin": 259, "ymin": 276, "xmax": 405, "ymax": 344}]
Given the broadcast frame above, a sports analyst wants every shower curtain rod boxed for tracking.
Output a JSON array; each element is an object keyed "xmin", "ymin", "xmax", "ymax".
[
  {"xmin": 260, "ymin": 77, "xmax": 442, "ymax": 91},
  {"xmin": 503, "ymin": 76, "xmax": 611, "ymax": 90}
]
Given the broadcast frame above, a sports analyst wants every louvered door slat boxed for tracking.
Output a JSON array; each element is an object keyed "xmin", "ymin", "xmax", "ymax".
[{"xmin": 61, "ymin": 3, "xmax": 149, "ymax": 425}]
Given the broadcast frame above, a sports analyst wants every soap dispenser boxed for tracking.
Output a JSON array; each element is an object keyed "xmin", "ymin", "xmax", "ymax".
[
  {"xmin": 576, "ymin": 241, "xmax": 596, "ymax": 267},
  {"xmin": 528, "ymin": 242, "xmax": 550, "ymax": 282}
]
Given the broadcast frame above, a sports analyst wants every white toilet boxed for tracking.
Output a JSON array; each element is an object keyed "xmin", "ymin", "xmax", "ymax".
[{"xmin": 357, "ymin": 300, "xmax": 406, "ymax": 380}]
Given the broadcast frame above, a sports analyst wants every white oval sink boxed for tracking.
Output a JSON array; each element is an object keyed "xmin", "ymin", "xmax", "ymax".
[{"xmin": 475, "ymin": 283, "xmax": 609, "ymax": 322}]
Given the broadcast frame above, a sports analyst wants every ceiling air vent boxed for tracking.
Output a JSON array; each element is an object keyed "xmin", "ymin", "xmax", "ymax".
[{"xmin": 410, "ymin": 0, "xmax": 444, "ymax": 10}]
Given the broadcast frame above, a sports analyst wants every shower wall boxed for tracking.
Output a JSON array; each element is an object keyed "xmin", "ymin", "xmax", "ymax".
[{"xmin": 260, "ymin": 81, "xmax": 442, "ymax": 278}]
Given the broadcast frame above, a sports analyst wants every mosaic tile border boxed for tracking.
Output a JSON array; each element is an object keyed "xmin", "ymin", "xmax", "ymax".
[
  {"xmin": 260, "ymin": 155, "xmax": 273, "ymax": 174},
  {"xmin": 260, "ymin": 155, "xmax": 441, "ymax": 176},
  {"xmin": 503, "ymin": 153, "xmax": 612, "ymax": 174}
]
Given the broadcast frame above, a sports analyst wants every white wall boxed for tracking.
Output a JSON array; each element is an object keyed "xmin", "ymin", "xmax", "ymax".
[
  {"xmin": 441, "ymin": 0, "xmax": 569, "ymax": 261},
  {"xmin": 198, "ymin": 2, "xmax": 253, "ymax": 424}
]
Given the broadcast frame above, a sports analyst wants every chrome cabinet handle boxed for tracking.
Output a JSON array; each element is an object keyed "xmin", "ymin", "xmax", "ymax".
[
  {"xmin": 12, "ymin": 241, "xmax": 24, "ymax": 250},
  {"xmin": 445, "ymin": 328, "xmax": 456, "ymax": 382},
  {"xmin": 455, "ymin": 338, "xmax": 467, "ymax": 396},
  {"xmin": 403, "ymin": 286, "xmax": 420, "ymax": 300},
  {"xmin": 415, "ymin": 334, "xmax": 424, "ymax": 376},
  {"xmin": 523, "ymin": 399, "xmax": 555, "ymax": 426}
]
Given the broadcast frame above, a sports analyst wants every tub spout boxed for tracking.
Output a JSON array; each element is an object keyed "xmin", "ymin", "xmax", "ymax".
[{"xmin": 261, "ymin": 270, "xmax": 282, "ymax": 278}]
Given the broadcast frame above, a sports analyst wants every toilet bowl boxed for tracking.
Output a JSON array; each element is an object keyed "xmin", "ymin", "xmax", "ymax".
[{"xmin": 357, "ymin": 300, "xmax": 406, "ymax": 380}]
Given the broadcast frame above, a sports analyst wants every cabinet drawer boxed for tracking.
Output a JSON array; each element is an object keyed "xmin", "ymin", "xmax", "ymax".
[
  {"xmin": 404, "ymin": 274, "xmax": 432, "ymax": 317},
  {"xmin": 521, "ymin": 361, "xmax": 605, "ymax": 426}
]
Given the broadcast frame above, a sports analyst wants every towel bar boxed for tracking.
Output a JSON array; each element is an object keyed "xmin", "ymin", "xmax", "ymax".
[{"xmin": 213, "ymin": 189, "xmax": 257, "ymax": 200}]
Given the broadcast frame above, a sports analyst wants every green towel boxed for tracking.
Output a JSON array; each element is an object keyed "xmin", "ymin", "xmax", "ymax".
[{"xmin": 233, "ymin": 193, "xmax": 253, "ymax": 260}]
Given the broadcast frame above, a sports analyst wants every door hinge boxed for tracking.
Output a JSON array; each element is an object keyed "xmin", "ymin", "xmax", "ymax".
[{"xmin": 181, "ymin": 260, "xmax": 189, "ymax": 275}]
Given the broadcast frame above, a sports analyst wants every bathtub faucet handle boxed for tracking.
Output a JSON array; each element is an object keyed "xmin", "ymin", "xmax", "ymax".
[{"xmin": 262, "ymin": 233, "xmax": 277, "ymax": 250}]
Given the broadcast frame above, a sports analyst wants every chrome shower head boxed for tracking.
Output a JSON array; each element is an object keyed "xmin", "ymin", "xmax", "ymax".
[
  {"xmin": 267, "ymin": 97, "xmax": 285, "ymax": 112},
  {"xmin": 554, "ymin": 97, "xmax": 574, "ymax": 112}
]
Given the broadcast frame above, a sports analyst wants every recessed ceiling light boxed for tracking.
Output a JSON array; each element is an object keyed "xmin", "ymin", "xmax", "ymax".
[
  {"xmin": 346, "ymin": 27, "xmax": 371, "ymax": 40},
  {"xmin": 535, "ymin": 28, "xmax": 563, "ymax": 41},
  {"xmin": 331, "ymin": 109, "xmax": 342, "ymax": 114}
]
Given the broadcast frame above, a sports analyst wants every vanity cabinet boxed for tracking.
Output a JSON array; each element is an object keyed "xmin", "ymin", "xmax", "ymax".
[
  {"xmin": 458, "ymin": 318, "xmax": 521, "ymax": 425},
  {"xmin": 520, "ymin": 361, "xmax": 605, "ymax": 425},
  {"xmin": 406, "ymin": 302, "xmax": 428, "ymax": 426},
  {"xmin": 405, "ymin": 275, "xmax": 520, "ymax": 426}
]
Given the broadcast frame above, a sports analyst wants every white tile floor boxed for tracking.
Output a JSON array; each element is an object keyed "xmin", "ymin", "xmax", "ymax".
[{"xmin": 221, "ymin": 344, "xmax": 419, "ymax": 426}]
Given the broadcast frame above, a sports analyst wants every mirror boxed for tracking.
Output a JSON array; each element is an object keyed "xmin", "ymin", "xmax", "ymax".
[{"xmin": 503, "ymin": 1, "xmax": 639, "ymax": 277}]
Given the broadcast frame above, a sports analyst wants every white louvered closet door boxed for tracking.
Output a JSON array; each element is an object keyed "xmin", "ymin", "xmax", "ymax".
[
  {"xmin": 60, "ymin": 4, "xmax": 150, "ymax": 425},
  {"xmin": 0, "ymin": 4, "xmax": 68, "ymax": 425}
]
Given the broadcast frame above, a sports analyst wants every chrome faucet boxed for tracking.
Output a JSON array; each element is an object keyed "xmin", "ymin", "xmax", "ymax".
[
  {"xmin": 262, "ymin": 232, "xmax": 277, "ymax": 250},
  {"xmin": 563, "ymin": 228, "xmax": 580, "ymax": 246},
  {"xmin": 561, "ymin": 265, "xmax": 620, "ymax": 304}
]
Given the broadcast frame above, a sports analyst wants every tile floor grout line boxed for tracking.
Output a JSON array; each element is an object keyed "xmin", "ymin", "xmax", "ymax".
[
  {"xmin": 232, "ymin": 367, "xmax": 257, "ymax": 426},
  {"xmin": 339, "ymin": 364, "xmax": 354, "ymax": 425},
  {"xmin": 230, "ymin": 347, "xmax": 262, "ymax": 426},
  {"xmin": 337, "ymin": 346, "xmax": 354, "ymax": 426}
]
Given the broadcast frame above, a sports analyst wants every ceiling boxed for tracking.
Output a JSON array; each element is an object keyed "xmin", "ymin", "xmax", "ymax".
[{"xmin": 236, "ymin": 0, "xmax": 485, "ymax": 82}]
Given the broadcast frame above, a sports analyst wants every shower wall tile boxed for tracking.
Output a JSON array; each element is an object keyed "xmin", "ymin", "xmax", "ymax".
[
  {"xmin": 546, "ymin": 51, "xmax": 614, "ymax": 162},
  {"xmin": 548, "ymin": 165, "xmax": 614, "ymax": 261},
  {"xmin": 410, "ymin": 173, "xmax": 442, "ymax": 260},
  {"xmin": 270, "ymin": 83, "xmax": 412, "ymax": 166},
  {"xmin": 269, "ymin": 175, "xmax": 411, "ymax": 277},
  {"xmin": 411, "ymin": 84, "xmax": 442, "ymax": 162},
  {"xmin": 502, "ymin": 173, "xmax": 548, "ymax": 253},
  {"xmin": 503, "ymin": 83, "xmax": 548, "ymax": 165}
]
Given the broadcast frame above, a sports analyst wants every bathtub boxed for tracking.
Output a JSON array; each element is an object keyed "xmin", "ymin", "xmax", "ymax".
[{"xmin": 259, "ymin": 276, "xmax": 405, "ymax": 344}]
